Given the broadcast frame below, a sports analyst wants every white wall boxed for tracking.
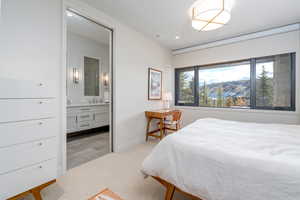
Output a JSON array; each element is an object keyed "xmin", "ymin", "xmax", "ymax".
[
  {"xmin": 172, "ymin": 30, "xmax": 300, "ymax": 125},
  {"xmin": 67, "ymin": 32, "xmax": 109, "ymax": 104},
  {"xmin": 114, "ymin": 24, "xmax": 172, "ymax": 151},
  {"xmin": 65, "ymin": 0, "xmax": 172, "ymax": 152}
]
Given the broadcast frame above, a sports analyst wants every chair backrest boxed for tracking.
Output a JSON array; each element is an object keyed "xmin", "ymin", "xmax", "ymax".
[{"xmin": 172, "ymin": 110, "xmax": 182, "ymax": 121}]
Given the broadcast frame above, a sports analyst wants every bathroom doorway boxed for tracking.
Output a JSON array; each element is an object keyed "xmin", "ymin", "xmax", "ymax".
[{"xmin": 65, "ymin": 10, "xmax": 113, "ymax": 170}]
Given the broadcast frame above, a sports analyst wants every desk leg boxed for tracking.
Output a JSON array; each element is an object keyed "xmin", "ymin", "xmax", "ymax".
[
  {"xmin": 159, "ymin": 119, "xmax": 164, "ymax": 140},
  {"xmin": 146, "ymin": 117, "xmax": 152, "ymax": 141}
]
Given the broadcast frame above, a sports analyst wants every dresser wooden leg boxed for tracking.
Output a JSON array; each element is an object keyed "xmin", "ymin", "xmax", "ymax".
[
  {"xmin": 7, "ymin": 180, "xmax": 55, "ymax": 200},
  {"xmin": 30, "ymin": 179, "xmax": 56, "ymax": 200}
]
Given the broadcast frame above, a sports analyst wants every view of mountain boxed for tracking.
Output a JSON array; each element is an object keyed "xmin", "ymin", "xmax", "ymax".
[{"xmin": 199, "ymin": 80, "xmax": 250, "ymax": 99}]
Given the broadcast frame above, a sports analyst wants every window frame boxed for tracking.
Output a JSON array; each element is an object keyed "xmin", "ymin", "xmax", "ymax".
[
  {"xmin": 175, "ymin": 52, "xmax": 296, "ymax": 111},
  {"xmin": 175, "ymin": 66, "xmax": 198, "ymax": 106}
]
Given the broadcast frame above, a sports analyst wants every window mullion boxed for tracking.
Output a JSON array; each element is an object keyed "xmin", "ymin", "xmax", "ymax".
[
  {"xmin": 250, "ymin": 58, "xmax": 256, "ymax": 109},
  {"xmin": 291, "ymin": 53, "xmax": 296, "ymax": 111},
  {"xmin": 174, "ymin": 69, "xmax": 179, "ymax": 106},
  {"xmin": 194, "ymin": 66, "xmax": 199, "ymax": 107}
]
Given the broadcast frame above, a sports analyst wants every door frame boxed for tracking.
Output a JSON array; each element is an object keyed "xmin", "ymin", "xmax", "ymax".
[{"xmin": 61, "ymin": 0, "xmax": 115, "ymax": 174}]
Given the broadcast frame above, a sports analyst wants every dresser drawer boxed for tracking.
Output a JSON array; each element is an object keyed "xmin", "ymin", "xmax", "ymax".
[
  {"xmin": 94, "ymin": 105, "xmax": 109, "ymax": 113},
  {"xmin": 78, "ymin": 121, "xmax": 92, "ymax": 130},
  {"xmin": 78, "ymin": 113, "xmax": 93, "ymax": 122},
  {"xmin": 93, "ymin": 112, "xmax": 109, "ymax": 128},
  {"xmin": 0, "ymin": 78, "xmax": 56, "ymax": 98},
  {"xmin": 0, "ymin": 138, "xmax": 57, "ymax": 175},
  {"xmin": 0, "ymin": 159, "xmax": 57, "ymax": 199},
  {"xmin": 0, "ymin": 99, "xmax": 56, "ymax": 123},
  {"xmin": 70, "ymin": 105, "xmax": 109, "ymax": 113},
  {"xmin": 78, "ymin": 107, "xmax": 93, "ymax": 112},
  {"xmin": 67, "ymin": 107, "xmax": 80, "ymax": 115},
  {"xmin": 0, "ymin": 118, "xmax": 58, "ymax": 147}
]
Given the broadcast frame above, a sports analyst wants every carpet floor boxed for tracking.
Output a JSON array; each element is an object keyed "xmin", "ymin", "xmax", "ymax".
[{"xmin": 22, "ymin": 140, "xmax": 189, "ymax": 200}]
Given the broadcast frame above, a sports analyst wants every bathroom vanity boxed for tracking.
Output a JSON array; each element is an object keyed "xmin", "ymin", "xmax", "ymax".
[
  {"xmin": 66, "ymin": 51, "xmax": 110, "ymax": 134},
  {"xmin": 67, "ymin": 103, "xmax": 109, "ymax": 133}
]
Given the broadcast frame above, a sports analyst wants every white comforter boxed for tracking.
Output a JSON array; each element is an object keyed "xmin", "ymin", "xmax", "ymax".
[{"xmin": 142, "ymin": 118, "xmax": 300, "ymax": 200}]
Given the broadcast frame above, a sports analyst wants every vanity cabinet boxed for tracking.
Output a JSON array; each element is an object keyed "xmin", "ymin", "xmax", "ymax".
[
  {"xmin": 67, "ymin": 104, "xmax": 109, "ymax": 133},
  {"xmin": 94, "ymin": 112, "xmax": 109, "ymax": 127},
  {"xmin": 67, "ymin": 115, "xmax": 78, "ymax": 133}
]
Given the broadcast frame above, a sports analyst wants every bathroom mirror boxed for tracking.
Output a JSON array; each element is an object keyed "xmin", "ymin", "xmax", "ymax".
[{"xmin": 84, "ymin": 56, "xmax": 100, "ymax": 96}]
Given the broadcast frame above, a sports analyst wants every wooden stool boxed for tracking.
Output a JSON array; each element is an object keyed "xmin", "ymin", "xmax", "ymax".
[{"xmin": 7, "ymin": 180, "xmax": 56, "ymax": 200}]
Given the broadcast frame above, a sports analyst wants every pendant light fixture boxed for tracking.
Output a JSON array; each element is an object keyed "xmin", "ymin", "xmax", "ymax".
[{"xmin": 191, "ymin": 0, "xmax": 233, "ymax": 31}]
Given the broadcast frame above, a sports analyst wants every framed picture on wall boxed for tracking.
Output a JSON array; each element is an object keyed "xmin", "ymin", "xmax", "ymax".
[{"xmin": 148, "ymin": 68, "xmax": 162, "ymax": 100}]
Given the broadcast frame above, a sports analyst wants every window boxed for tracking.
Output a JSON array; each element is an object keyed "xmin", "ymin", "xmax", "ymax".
[
  {"xmin": 176, "ymin": 69, "xmax": 195, "ymax": 105},
  {"xmin": 255, "ymin": 54, "xmax": 294, "ymax": 109},
  {"xmin": 198, "ymin": 61, "xmax": 250, "ymax": 108},
  {"xmin": 175, "ymin": 53, "xmax": 295, "ymax": 111}
]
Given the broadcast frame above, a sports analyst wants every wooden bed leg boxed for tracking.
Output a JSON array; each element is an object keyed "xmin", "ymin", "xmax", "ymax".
[
  {"xmin": 152, "ymin": 176, "xmax": 201, "ymax": 200},
  {"xmin": 165, "ymin": 184, "xmax": 175, "ymax": 200},
  {"xmin": 31, "ymin": 190, "xmax": 42, "ymax": 200}
]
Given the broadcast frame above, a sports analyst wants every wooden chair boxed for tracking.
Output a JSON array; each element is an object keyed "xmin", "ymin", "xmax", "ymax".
[{"xmin": 158, "ymin": 110, "xmax": 182, "ymax": 135}]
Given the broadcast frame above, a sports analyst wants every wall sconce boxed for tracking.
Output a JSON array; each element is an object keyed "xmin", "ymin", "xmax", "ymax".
[
  {"xmin": 103, "ymin": 72, "xmax": 109, "ymax": 87},
  {"xmin": 73, "ymin": 68, "xmax": 79, "ymax": 84}
]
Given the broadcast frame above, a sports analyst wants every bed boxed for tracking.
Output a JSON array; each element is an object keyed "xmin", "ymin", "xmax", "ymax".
[{"xmin": 141, "ymin": 118, "xmax": 300, "ymax": 200}]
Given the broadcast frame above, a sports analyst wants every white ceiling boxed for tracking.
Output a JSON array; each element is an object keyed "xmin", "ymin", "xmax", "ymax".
[
  {"xmin": 81, "ymin": 0, "xmax": 300, "ymax": 50},
  {"xmin": 67, "ymin": 11, "xmax": 110, "ymax": 45}
]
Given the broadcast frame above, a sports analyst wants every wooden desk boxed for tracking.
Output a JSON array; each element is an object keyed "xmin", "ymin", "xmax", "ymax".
[{"xmin": 145, "ymin": 109, "xmax": 175, "ymax": 141}]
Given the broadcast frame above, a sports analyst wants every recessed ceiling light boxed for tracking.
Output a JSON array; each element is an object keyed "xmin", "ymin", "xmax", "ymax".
[
  {"xmin": 175, "ymin": 36, "xmax": 180, "ymax": 40},
  {"xmin": 66, "ymin": 11, "xmax": 74, "ymax": 17}
]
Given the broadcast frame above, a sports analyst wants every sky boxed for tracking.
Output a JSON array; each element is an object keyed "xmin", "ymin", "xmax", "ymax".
[{"xmin": 256, "ymin": 61, "xmax": 274, "ymax": 78}]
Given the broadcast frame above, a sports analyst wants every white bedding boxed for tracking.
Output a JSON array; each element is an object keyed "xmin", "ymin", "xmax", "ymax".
[{"xmin": 142, "ymin": 118, "xmax": 300, "ymax": 200}]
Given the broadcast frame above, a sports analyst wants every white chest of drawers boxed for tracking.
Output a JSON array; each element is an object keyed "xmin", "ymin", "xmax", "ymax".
[
  {"xmin": 67, "ymin": 104, "xmax": 109, "ymax": 133},
  {"xmin": 0, "ymin": 159, "xmax": 57, "ymax": 199},
  {"xmin": 1, "ymin": 0, "xmax": 61, "ymax": 198},
  {"xmin": 0, "ymin": 79, "xmax": 58, "ymax": 199}
]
